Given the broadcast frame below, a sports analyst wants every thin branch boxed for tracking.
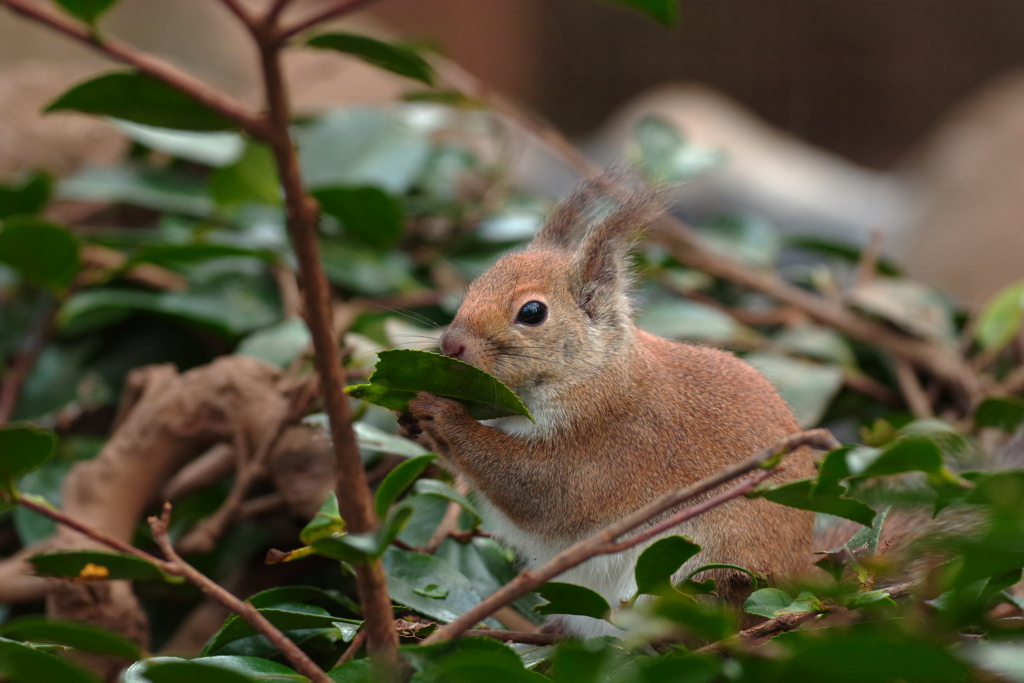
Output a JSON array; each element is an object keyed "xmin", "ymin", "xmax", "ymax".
[
  {"xmin": 277, "ymin": 0, "xmax": 381, "ymax": 41},
  {"xmin": 0, "ymin": 299, "xmax": 56, "ymax": 424},
  {"xmin": 336, "ymin": 629, "xmax": 367, "ymax": 665},
  {"xmin": 254, "ymin": 26, "xmax": 399, "ymax": 663},
  {"xmin": 423, "ymin": 429, "xmax": 839, "ymax": 644},
  {"xmin": 0, "ymin": 0, "xmax": 268, "ymax": 139},
  {"xmin": 694, "ymin": 579, "xmax": 920, "ymax": 656},
  {"xmin": 999, "ymin": 364, "xmax": 1024, "ymax": 396},
  {"xmin": 853, "ymin": 228, "xmax": 885, "ymax": 291},
  {"xmin": 262, "ymin": 0, "xmax": 294, "ymax": 30},
  {"xmin": 16, "ymin": 495, "xmax": 166, "ymax": 568},
  {"xmin": 433, "ymin": 59, "xmax": 982, "ymax": 401},
  {"xmin": 895, "ymin": 359, "xmax": 934, "ymax": 419},
  {"xmin": 216, "ymin": 0, "xmax": 255, "ymax": 26},
  {"xmin": 149, "ymin": 505, "xmax": 333, "ymax": 683}
]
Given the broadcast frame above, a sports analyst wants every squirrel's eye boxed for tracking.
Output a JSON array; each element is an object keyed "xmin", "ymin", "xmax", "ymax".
[{"xmin": 516, "ymin": 301, "xmax": 547, "ymax": 325}]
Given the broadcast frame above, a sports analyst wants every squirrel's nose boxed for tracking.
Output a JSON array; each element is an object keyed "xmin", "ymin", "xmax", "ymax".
[{"xmin": 440, "ymin": 334, "xmax": 466, "ymax": 360}]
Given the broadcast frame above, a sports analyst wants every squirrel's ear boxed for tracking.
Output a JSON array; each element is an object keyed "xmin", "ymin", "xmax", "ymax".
[
  {"xmin": 530, "ymin": 180, "xmax": 605, "ymax": 251},
  {"xmin": 569, "ymin": 195, "xmax": 653, "ymax": 321}
]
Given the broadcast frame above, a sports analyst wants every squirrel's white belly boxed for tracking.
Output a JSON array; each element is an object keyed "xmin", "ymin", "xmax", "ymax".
[{"xmin": 477, "ymin": 496, "xmax": 705, "ymax": 638}]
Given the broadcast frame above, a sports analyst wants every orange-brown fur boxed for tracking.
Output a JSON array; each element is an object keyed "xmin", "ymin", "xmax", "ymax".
[{"xmin": 406, "ymin": 186, "xmax": 816, "ymax": 617}]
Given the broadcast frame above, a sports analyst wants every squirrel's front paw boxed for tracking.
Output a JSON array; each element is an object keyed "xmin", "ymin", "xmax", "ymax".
[{"xmin": 408, "ymin": 392, "xmax": 470, "ymax": 424}]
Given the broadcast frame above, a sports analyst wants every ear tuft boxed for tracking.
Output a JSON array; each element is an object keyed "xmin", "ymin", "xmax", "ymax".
[
  {"xmin": 529, "ymin": 178, "xmax": 609, "ymax": 251},
  {"xmin": 570, "ymin": 192, "xmax": 661, "ymax": 322}
]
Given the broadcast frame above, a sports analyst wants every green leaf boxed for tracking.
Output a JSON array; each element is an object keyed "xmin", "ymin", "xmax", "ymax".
[
  {"xmin": 318, "ymin": 241, "xmax": 418, "ymax": 296},
  {"xmin": 413, "ymin": 583, "xmax": 449, "ymax": 599},
  {"xmin": 751, "ymin": 478, "xmax": 876, "ymax": 526},
  {"xmin": 412, "ymin": 479, "xmax": 479, "ymax": 519},
  {"xmin": 28, "ymin": 549, "xmax": 178, "ymax": 583},
  {"xmin": 652, "ymin": 591, "xmax": 736, "ymax": 641},
  {"xmin": 313, "ymin": 186, "xmax": 404, "ymax": 250},
  {"xmin": 0, "ymin": 636, "xmax": 101, "ymax": 683},
  {"xmin": 327, "ymin": 659, "xmax": 373, "ymax": 683},
  {"xmin": 375, "ymin": 454, "xmax": 437, "ymax": 519},
  {"xmin": 858, "ymin": 436, "xmax": 944, "ymax": 479},
  {"xmin": 210, "ymin": 141, "xmax": 281, "ymax": 208},
  {"xmin": 46, "ymin": 71, "xmax": 236, "ymax": 131},
  {"xmin": 53, "ymin": 0, "xmax": 119, "ymax": 24},
  {"xmin": 0, "ymin": 617, "xmax": 140, "ymax": 659},
  {"xmin": 125, "ymin": 656, "xmax": 304, "ymax": 683},
  {"xmin": 246, "ymin": 585, "xmax": 357, "ymax": 615},
  {"xmin": 347, "ymin": 349, "xmax": 533, "ymax": 421},
  {"xmin": 975, "ymin": 280, "xmax": 1024, "ymax": 352},
  {"xmin": 776, "ymin": 630, "xmax": 968, "ymax": 683},
  {"xmin": 600, "ymin": 0, "xmax": 678, "ymax": 25},
  {"xmin": 743, "ymin": 587, "xmax": 796, "ymax": 618},
  {"xmin": 299, "ymin": 493, "xmax": 345, "ymax": 546},
  {"xmin": 58, "ymin": 164, "xmax": 213, "ymax": 216},
  {"xmin": 307, "ymin": 33, "xmax": 434, "ymax": 85},
  {"xmin": 0, "ymin": 424, "xmax": 57, "ymax": 496},
  {"xmin": 636, "ymin": 297, "xmax": 749, "ymax": 344},
  {"xmin": 312, "ymin": 503, "xmax": 414, "ymax": 563},
  {"xmin": 975, "ymin": 396, "xmax": 1024, "ymax": 433},
  {"xmin": 382, "ymin": 548, "xmax": 487, "ymax": 624},
  {"xmin": 634, "ymin": 535, "xmax": 701, "ymax": 597},
  {"xmin": 137, "ymin": 660, "xmax": 259, "ymax": 683},
  {"xmin": 0, "ymin": 173, "xmax": 52, "ymax": 219},
  {"xmin": 402, "ymin": 637, "xmax": 548, "ymax": 683},
  {"xmin": 0, "ymin": 218, "xmax": 79, "ymax": 291},
  {"xmin": 203, "ymin": 608, "xmax": 359, "ymax": 657},
  {"xmin": 534, "ymin": 582, "xmax": 610, "ymax": 620}
]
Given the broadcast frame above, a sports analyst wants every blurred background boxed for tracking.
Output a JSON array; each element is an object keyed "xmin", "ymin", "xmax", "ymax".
[{"xmin": 3, "ymin": 0, "xmax": 1024, "ymax": 307}]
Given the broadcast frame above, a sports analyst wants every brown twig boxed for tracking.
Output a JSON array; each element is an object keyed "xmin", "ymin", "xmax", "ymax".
[
  {"xmin": 423, "ymin": 429, "xmax": 839, "ymax": 644},
  {"xmin": 277, "ymin": 0, "xmax": 381, "ymax": 41},
  {"xmin": 0, "ymin": 299, "xmax": 57, "ymax": 424},
  {"xmin": 15, "ymin": 495, "xmax": 332, "ymax": 682},
  {"xmin": 421, "ymin": 476, "xmax": 470, "ymax": 554},
  {"xmin": 895, "ymin": 360, "xmax": 934, "ymax": 419},
  {"xmin": 853, "ymin": 229, "xmax": 885, "ymax": 291},
  {"xmin": 694, "ymin": 579, "xmax": 920, "ymax": 656},
  {"xmin": 434, "ymin": 59, "xmax": 982, "ymax": 401},
  {"xmin": 149, "ymin": 505, "xmax": 333, "ymax": 683},
  {"xmin": 16, "ymin": 495, "xmax": 166, "ymax": 567},
  {"xmin": 254, "ymin": 19, "xmax": 399, "ymax": 663},
  {"xmin": 336, "ymin": 629, "xmax": 368, "ymax": 665},
  {"xmin": 0, "ymin": 0, "xmax": 268, "ymax": 139}
]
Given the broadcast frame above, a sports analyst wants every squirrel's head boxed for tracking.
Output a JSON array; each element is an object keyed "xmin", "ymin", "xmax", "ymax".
[{"xmin": 439, "ymin": 187, "xmax": 657, "ymax": 395}]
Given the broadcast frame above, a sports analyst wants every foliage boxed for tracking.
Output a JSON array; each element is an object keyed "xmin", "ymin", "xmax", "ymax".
[{"xmin": 2, "ymin": 0, "xmax": 1024, "ymax": 682}]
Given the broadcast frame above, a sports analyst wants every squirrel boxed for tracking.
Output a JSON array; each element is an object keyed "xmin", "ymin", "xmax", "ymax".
[{"xmin": 402, "ymin": 183, "xmax": 818, "ymax": 636}]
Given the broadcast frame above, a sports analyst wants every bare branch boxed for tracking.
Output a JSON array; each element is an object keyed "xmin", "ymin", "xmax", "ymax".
[
  {"xmin": 277, "ymin": 0, "xmax": 382, "ymax": 41},
  {"xmin": 149, "ymin": 505, "xmax": 333, "ymax": 683},
  {"xmin": 423, "ymin": 429, "xmax": 839, "ymax": 644},
  {"xmin": 253, "ymin": 25, "xmax": 399, "ymax": 663},
  {"xmin": 895, "ymin": 360, "xmax": 935, "ymax": 419},
  {"xmin": 0, "ymin": 0, "xmax": 268, "ymax": 139}
]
